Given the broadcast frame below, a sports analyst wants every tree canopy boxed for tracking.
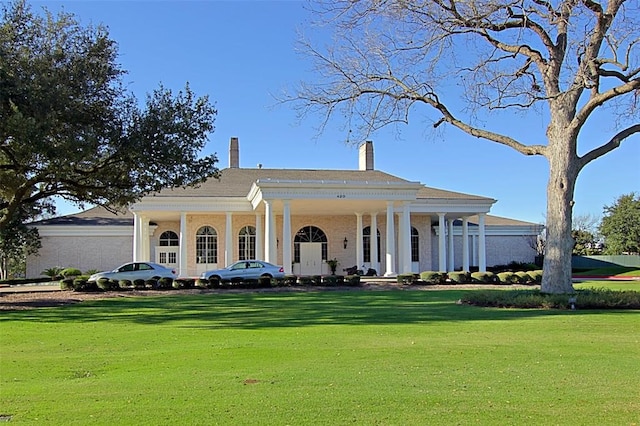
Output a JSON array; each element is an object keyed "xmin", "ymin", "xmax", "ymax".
[
  {"xmin": 292, "ymin": 0, "xmax": 640, "ymax": 293},
  {"xmin": 0, "ymin": 1, "xmax": 219, "ymax": 232},
  {"xmin": 599, "ymin": 193, "xmax": 640, "ymax": 254}
]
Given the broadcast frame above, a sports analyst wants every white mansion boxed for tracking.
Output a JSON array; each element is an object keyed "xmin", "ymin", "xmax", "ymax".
[{"xmin": 26, "ymin": 138, "xmax": 541, "ymax": 278}]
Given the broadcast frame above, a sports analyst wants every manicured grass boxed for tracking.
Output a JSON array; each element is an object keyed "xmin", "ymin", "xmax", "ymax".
[
  {"xmin": 573, "ymin": 266, "xmax": 640, "ymax": 277},
  {"xmin": 1, "ymin": 288, "xmax": 639, "ymax": 425}
]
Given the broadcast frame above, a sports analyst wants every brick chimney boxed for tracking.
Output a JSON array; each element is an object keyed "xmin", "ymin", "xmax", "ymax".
[
  {"xmin": 358, "ymin": 141, "xmax": 374, "ymax": 171},
  {"xmin": 229, "ymin": 137, "xmax": 239, "ymax": 168}
]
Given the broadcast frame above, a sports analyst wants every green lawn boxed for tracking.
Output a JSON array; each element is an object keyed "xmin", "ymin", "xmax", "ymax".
[{"xmin": 1, "ymin": 286, "xmax": 639, "ymax": 425}]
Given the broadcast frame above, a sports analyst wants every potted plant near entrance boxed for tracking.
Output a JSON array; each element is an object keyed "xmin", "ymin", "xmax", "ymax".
[{"xmin": 326, "ymin": 258, "xmax": 339, "ymax": 275}]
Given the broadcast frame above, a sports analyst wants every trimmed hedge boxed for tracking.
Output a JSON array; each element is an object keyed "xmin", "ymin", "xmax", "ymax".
[
  {"xmin": 447, "ymin": 272, "xmax": 470, "ymax": 284},
  {"xmin": 397, "ymin": 274, "xmax": 418, "ymax": 285},
  {"xmin": 419, "ymin": 271, "xmax": 445, "ymax": 284},
  {"xmin": 60, "ymin": 267, "xmax": 82, "ymax": 278}
]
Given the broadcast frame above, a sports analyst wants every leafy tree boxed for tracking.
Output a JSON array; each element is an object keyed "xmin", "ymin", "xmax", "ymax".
[
  {"xmin": 0, "ymin": 1, "xmax": 219, "ymax": 232},
  {"xmin": 572, "ymin": 213, "xmax": 601, "ymax": 255},
  {"xmin": 599, "ymin": 193, "xmax": 640, "ymax": 254},
  {"xmin": 291, "ymin": 0, "xmax": 639, "ymax": 293},
  {"xmin": 0, "ymin": 202, "xmax": 45, "ymax": 280}
]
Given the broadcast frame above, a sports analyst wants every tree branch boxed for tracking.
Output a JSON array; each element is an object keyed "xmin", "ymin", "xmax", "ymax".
[{"xmin": 578, "ymin": 123, "xmax": 640, "ymax": 170}]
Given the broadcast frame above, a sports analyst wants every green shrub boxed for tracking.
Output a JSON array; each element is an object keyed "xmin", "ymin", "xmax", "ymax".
[
  {"xmin": 272, "ymin": 277, "xmax": 286, "ymax": 287},
  {"xmin": 419, "ymin": 271, "xmax": 445, "ymax": 284},
  {"xmin": 60, "ymin": 278, "xmax": 74, "ymax": 290},
  {"xmin": 322, "ymin": 275, "xmax": 338, "ymax": 286},
  {"xmin": 41, "ymin": 266, "xmax": 63, "ymax": 280},
  {"xmin": 157, "ymin": 277, "xmax": 174, "ymax": 289},
  {"xmin": 447, "ymin": 272, "xmax": 470, "ymax": 284},
  {"xmin": 195, "ymin": 278, "xmax": 208, "ymax": 288},
  {"xmin": 514, "ymin": 271, "xmax": 530, "ymax": 283},
  {"xmin": 312, "ymin": 275, "xmax": 322, "ymax": 286},
  {"xmin": 344, "ymin": 275, "xmax": 361, "ymax": 286},
  {"xmin": 461, "ymin": 288, "xmax": 640, "ymax": 310},
  {"xmin": 84, "ymin": 269, "xmax": 99, "ymax": 276},
  {"xmin": 497, "ymin": 272, "xmax": 519, "ymax": 284},
  {"xmin": 470, "ymin": 271, "xmax": 499, "ymax": 283},
  {"xmin": 133, "ymin": 279, "xmax": 146, "ymax": 290},
  {"xmin": 145, "ymin": 278, "xmax": 158, "ymax": 289},
  {"xmin": 335, "ymin": 275, "xmax": 345, "ymax": 285},
  {"xmin": 397, "ymin": 273, "xmax": 418, "ymax": 285},
  {"xmin": 61, "ymin": 267, "xmax": 82, "ymax": 278},
  {"xmin": 259, "ymin": 276, "xmax": 273, "ymax": 288},
  {"xmin": 527, "ymin": 270, "xmax": 543, "ymax": 283},
  {"xmin": 96, "ymin": 277, "xmax": 118, "ymax": 291},
  {"xmin": 72, "ymin": 278, "xmax": 98, "ymax": 292},
  {"xmin": 118, "ymin": 280, "xmax": 132, "ymax": 289},
  {"xmin": 298, "ymin": 276, "xmax": 313, "ymax": 286},
  {"xmin": 284, "ymin": 275, "xmax": 297, "ymax": 286}
]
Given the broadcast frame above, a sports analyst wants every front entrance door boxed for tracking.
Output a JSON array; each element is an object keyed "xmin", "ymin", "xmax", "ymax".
[
  {"xmin": 156, "ymin": 248, "xmax": 179, "ymax": 269},
  {"xmin": 299, "ymin": 243, "xmax": 322, "ymax": 275}
]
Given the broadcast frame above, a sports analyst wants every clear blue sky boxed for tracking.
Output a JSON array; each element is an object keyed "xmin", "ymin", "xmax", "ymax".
[{"xmin": 34, "ymin": 0, "xmax": 640, "ymax": 224}]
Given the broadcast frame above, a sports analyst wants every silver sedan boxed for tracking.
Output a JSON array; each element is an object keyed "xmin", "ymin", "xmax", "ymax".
[
  {"xmin": 200, "ymin": 260, "xmax": 285, "ymax": 281},
  {"xmin": 89, "ymin": 262, "xmax": 177, "ymax": 282}
]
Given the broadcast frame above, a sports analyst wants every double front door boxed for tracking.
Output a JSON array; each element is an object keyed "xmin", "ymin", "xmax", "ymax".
[{"xmin": 299, "ymin": 242, "xmax": 323, "ymax": 275}]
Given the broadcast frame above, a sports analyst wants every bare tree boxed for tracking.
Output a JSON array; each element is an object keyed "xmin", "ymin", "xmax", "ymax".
[{"xmin": 290, "ymin": 0, "xmax": 640, "ymax": 293}]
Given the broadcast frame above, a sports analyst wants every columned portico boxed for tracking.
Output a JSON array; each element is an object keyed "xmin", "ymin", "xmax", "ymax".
[
  {"xmin": 400, "ymin": 202, "xmax": 412, "ymax": 274},
  {"xmin": 384, "ymin": 202, "xmax": 396, "ymax": 276},
  {"xmin": 225, "ymin": 212, "xmax": 233, "ymax": 266},
  {"xmin": 478, "ymin": 213, "xmax": 487, "ymax": 272},
  {"xmin": 447, "ymin": 218, "xmax": 455, "ymax": 272},
  {"xmin": 255, "ymin": 213, "xmax": 263, "ymax": 264},
  {"xmin": 264, "ymin": 200, "xmax": 276, "ymax": 263},
  {"xmin": 179, "ymin": 212, "xmax": 187, "ymax": 276},
  {"xmin": 355, "ymin": 213, "xmax": 363, "ymax": 270},
  {"xmin": 438, "ymin": 213, "xmax": 446, "ymax": 272},
  {"xmin": 370, "ymin": 212, "xmax": 378, "ymax": 273},
  {"xmin": 462, "ymin": 216, "xmax": 470, "ymax": 272},
  {"xmin": 282, "ymin": 200, "xmax": 292, "ymax": 274}
]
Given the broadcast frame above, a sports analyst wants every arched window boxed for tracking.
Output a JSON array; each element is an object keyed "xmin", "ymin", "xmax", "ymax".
[
  {"xmin": 293, "ymin": 226, "xmax": 328, "ymax": 263},
  {"xmin": 363, "ymin": 226, "xmax": 380, "ymax": 263},
  {"xmin": 238, "ymin": 225, "xmax": 256, "ymax": 261},
  {"xmin": 159, "ymin": 230, "xmax": 179, "ymax": 247},
  {"xmin": 196, "ymin": 226, "xmax": 217, "ymax": 264},
  {"xmin": 411, "ymin": 227, "xmax": 419, "ymax": 262}
]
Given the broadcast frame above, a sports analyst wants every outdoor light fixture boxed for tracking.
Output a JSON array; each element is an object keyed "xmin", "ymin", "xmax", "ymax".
[{"xmin": 343, "ymin": 237, "xmax": 348, "ymax": 249}]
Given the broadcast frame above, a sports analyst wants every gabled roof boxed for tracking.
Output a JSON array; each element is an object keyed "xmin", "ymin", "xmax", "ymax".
[
  {"xmin": 153, "ymin": 168, "xmax": 415, "ymax": 198},
  {"xmin": 31, "ymin": 206, "xmax": 133, "ymax": 226}
]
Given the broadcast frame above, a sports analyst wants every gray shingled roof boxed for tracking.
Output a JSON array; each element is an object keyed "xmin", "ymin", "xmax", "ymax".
[
  {"xmin": 153, "ymin": 168, "xmax": 414, "ymax": 198},
  {"xmin": 31, "ymin": 206, "xmax": 133, "ymax": 226}
]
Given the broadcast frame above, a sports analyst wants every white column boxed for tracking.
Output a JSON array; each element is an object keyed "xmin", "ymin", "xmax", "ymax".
[
  {"xmin": 142, "ymin": 216, "xmax": 151, "ymax": 261},
  {"xmin": 438, "ymin": 213, "xmax": 446, "ymax": 272},
  {"xmin": 355, "ymin": 213, "xmax": 363, "ymax": 270},
  {"xmin": 462, "ymin": 216, "xmax": 470, "ymax": 272},
  {"xmin": 447, "ymin": 218, "xmax": 454, "ymax": 272},
  {"xmin": 255, "ymin": 213, "xmax": 263, "ymax": 262},
  {"xmin": 282, "ymin": 200, "xmax": 292, "ymax": 274},
  {"xmin": 478, "ymin": 213, "xmax": 487, "ymax": 272},
  {"xmin": 370, "ymin": 212, "xmax": 377, "ymax": 272},
  {"xmin": 400, "ymin": 202, "xmax": 412, "ymax": 273},
  {"xmin": 225, "ymin": 212, "xmax": 233, "ymax": 266},
  {"xmin": 133, "ymin": 212, "xmax": 141, "ymax": 262},
  {"xmin": 179, "ymin": 212, "xmax": 187, "ymax": 277},
  {"xmin": 264, "ymin": 200, "xmax": 276, "ymax": 263},
  {"xmin": 384, "ymin": 201, "xmax": 396, "ymax": 276}
]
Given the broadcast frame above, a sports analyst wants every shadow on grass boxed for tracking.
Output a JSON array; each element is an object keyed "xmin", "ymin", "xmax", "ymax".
[{"xmin": 4, "ymin": 289, "xmax": 634, "ymax": 328}]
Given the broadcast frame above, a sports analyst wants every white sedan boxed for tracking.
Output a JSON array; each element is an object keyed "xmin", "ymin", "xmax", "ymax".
[
  {"xmin": 89, "ymin": 262, "xmax": 177, "ymax": 282},
  {"xmin": 200, "ymin": 260, "xmax": 285, "ymax": 281}
]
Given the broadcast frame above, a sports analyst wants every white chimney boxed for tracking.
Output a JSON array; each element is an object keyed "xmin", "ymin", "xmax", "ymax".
[
  {"xmin": 229, "ymin": 137, "xmax": 239, "ymax": 168},
  {"xmin": 358, "ymin": 141, "xmax": 374, "ymax": 171}
]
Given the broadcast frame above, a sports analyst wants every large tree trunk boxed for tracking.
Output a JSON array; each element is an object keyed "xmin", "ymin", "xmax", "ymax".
[{"xmin": 541, "ymin": 123, "xmax": 578, "ymax": 294}]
